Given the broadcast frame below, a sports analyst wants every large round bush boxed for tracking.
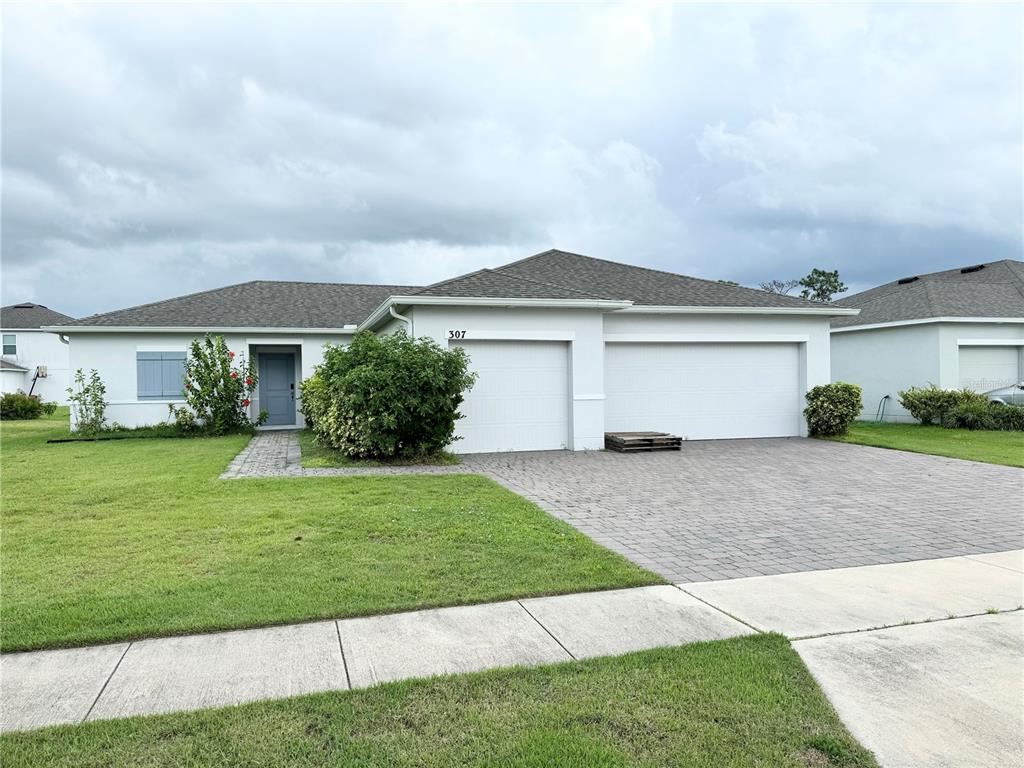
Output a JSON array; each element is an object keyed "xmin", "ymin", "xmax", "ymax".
[
  {"xmin": 0, "ymin": 392, "xmax": 44, "ymax": 420},
  {"xmin": 804, "ymin": 382, "xmax": 862, "ymax": 436},
  {"xmin": 301, "ymin": 331, "xmax": 477, "ymax": 459}
]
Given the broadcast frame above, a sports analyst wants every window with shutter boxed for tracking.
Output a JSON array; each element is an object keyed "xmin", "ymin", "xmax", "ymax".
[{"xmin": 137, "ymin": 351, "xmax": 187, "ymax": 400}]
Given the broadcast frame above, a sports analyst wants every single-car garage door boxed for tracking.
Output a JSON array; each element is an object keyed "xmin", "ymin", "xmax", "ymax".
[
  {"xmin": 605, "ymin": 342, "xmax": 802, "ymax": 440},
  {"xmin": 452, "ymin": 340, "xmax": 570, "ymax": 453},
  {"xmin": 958, "ymin": 346, "xmax": 1020, "ymax": 392}
]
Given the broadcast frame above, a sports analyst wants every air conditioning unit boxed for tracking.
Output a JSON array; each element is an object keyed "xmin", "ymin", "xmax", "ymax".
[{"xmin": 35, "ymin": 366, "xmax": 48, "ymax": 378}]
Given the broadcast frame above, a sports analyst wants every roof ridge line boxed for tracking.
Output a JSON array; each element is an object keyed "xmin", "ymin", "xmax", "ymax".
[
  {"xmin": 409, "ymin": 267, "xmax": 496, "ymax": 296},
  {"xmin": 72, "ymin": 280, "xmax": 266, "ymax": 324}
]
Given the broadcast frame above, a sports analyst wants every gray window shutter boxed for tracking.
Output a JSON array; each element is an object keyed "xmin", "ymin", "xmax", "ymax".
[
  {"xmin": 137, "ymin": 352, "xmax": 164, "ymax": 399},
  {"xmin": 161, "ymin": 352, "xmax": 186, "ymax": 400}
]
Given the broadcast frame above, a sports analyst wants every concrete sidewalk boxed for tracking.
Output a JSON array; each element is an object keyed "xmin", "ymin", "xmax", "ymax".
[
  {"xmin": 0, "ymin": 585, "xmax": 752, "ymax": 733},
  {"xmin": 4, "ymin": 549, "xmax": 1021, "ymax": 765}
]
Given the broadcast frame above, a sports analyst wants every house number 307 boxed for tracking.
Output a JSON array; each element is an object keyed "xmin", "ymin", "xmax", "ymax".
[{"xmin": 448, "ymin": 330, "xmax": 467, "ymax": 339}]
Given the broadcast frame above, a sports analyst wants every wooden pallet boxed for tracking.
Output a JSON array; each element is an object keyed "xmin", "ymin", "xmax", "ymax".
[{"xmin": 604, "ymin": 431, "xmax": 682, "ymax": 452}]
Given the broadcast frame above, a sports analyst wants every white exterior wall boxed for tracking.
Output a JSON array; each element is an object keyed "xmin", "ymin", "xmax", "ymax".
[
  {"xmin": 0, "ymin": 329, "xmax": 72, "ymax": 403},
  {"xmin": 406, "ymin": 306, "xmax": 833, "ymax": 448},
  {"xmin": 66, "ymin": 331, "xmax": 350, "ymax": 429},
  {"xmin": 405, "ymin": 305, "xmax": 607, "ymax": 450},
  {"xmin": 937, "ymin": 322, "xmax": 1024, "ymax": 390},
  {"xmin": 604, "ymin": 312, "xmax": 832, "ymax": 437},
  {"xmin": 831, "ymin": 320, "xmax": 1024, "ymax": 422}
]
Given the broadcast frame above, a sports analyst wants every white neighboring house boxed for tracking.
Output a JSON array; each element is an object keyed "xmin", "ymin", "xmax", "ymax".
[
  {"xmin": 0, "ymin": 303, "xmax": 75, "ymax": 404},
  {"xmin": 47, "ymin": 249, "xmax": 857, "ymax": 449},
  {"xmin": 831, "ymin": 259, "xmax": 1024, "ymax": 422}
]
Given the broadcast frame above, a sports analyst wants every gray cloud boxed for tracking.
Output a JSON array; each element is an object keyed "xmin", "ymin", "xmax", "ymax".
[{"xmin": 2, "ymin": 2, "xmax": 1020, "ymax": 316}]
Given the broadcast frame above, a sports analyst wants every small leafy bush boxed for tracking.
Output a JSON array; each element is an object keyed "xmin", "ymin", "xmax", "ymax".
[
  {"xmin": 167, "ymin": 404, "xmax": 199, "ymax": 433},
  {"xmin": 897, "ymin": 385, "xmax": 988, "ymax": 425},
  {"xmin": 67, "ymin": 369, "xmax": 108, "ymax": 435},
  {"xmin": 804, "ymin": 382, "xmax": 863, "ymax": 436},
  {"xmin": 183, "ymin": 334, "xmax": 258, "ymax": 435},
  {"xmin": 989, "ymin": 403, "xmax": 1024, "ymax": 432},
  {"xmin": 301, "ymin": 330, "xmax": 477, "ymax": 459},
  {"xmin": 941, "ymin": 401, "xmax": 996, "ymax": 430},
  {"xmin": 1, "ymin": 392, "xmax": 44, "ymax": 420},
  {"xmin": 41, "ymin": 401, "xmax": 59, "ymax": 415}
]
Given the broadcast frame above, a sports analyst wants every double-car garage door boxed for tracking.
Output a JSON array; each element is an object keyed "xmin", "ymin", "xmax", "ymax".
[
  {"xmin": 452, "ymin": 339, "xmax": 803, "ymax": 453},
  {"xmin": 606, "ymin": 343, "xmax": 802, "ymax": 440}
]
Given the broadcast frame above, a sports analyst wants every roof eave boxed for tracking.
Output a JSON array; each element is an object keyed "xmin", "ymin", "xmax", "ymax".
[
  {"xmin": 614, "ymin": 305, "xmax": 860, "ymax": 317},
  {"xmin": 42, "ymin": 325, "xmax": 359, "ymax": 334},
  {"xmin": 359, "ymin": 295, "xmax": 636, "ymax": 331},
  {"xmin": 831, "ymin": 316, "xmax": 1024, "ymax": 333}
]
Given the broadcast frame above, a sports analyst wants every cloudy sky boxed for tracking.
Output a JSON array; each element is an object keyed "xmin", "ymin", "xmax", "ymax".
[{"xmin": 2, "ymin": 2, "xmax": 1021, "ymax": 318}]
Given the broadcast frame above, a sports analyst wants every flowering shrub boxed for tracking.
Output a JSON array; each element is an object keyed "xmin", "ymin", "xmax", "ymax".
[
  {"xmin": 301, "ymin": 330, "xmax": 476, "ymax": 459},
  {"xmin": 67, "ymin": 368, "xmax": 108, "ymax": 435},
  {"xmin": 182, "ymin": 334, "xmax": 258, "ymax": 434},
  {"xmin": 804, "ymin": 382, "xmax": 862, "ymax": 436}
]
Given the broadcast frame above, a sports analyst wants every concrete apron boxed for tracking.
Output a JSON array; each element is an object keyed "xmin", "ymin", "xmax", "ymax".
[
  {"xmin": 680, "ymin": 550, "xmax": 1024, "ymax": 768},
  {"xmin": 3, "ymin": 550, "xmax": 1021, "ymax": 767}
]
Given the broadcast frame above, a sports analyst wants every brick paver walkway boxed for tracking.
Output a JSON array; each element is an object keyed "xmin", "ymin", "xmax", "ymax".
[{"xmin": 224, "ymin": 432, "xmax": 1024, "ymax": 582}]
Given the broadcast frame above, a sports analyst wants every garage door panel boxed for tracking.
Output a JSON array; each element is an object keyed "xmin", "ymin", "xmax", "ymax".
[
  {"xmin": 605, "ymin": 343, "xmax": 801, "ymax": 440},
  {"xmin": 958, "ymin": 346, "xmax": 1020, "ymax": 392},
  {"xmin": 453, "ymin": 341, "xmax": 570, "ymax": 453}
]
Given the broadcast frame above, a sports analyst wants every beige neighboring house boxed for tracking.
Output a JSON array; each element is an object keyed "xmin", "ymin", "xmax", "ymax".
[{"xmin": 0, "ymin": 303, "xmax": 75, "ymax": 404}]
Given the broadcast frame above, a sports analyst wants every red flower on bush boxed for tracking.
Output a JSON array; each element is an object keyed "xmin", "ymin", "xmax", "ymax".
[
  {"xmin": 229, "ymin": 351, "xmax": 235, "ymax": 359},
  {"xmin": 242, "ymin": 399, "xmax": 251, "ymax": 407},
  {"xmin": 230, "ymin": 371, "xmax": 238, "ymax": 379},
  {"xmin": 245, "ymin": 376, "xmax": 253, "ymax": 386}
]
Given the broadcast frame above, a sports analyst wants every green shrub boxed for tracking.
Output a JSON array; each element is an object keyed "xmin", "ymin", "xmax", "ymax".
[
  {"xmin": 0, "ymin": 392, "xmax": 44, "ymax": 420},
  {"xmin": 941, "ymin": 401, "xmax": 996, "ymax": 430},
  {"xmin": 301, "ymin": 330, "xmax": 477, "ymax": 459},
  {"xmin": 40, "ymin": 400, "xmax": 59, "ymax": 415},
  {"xmin": 804, "ymin": 382, "xmax": 863, "ymax": 436},
  {"xmin": 986, "ymin": 403, "xmax": 1024, "ymax": 432},
  {"xmin": 183, "ymin": 334, "xmax": 258, "ymax": 435},
  {"xmin": 167, "ymin": 404, "xmax": 199, "ymax": 433},
  {"xmin": 897, "ymin": 385, "xmax": 989, "ymax": 425},
  {"xmin": 67, "ymin": 369, "xmax": 108, "ymax": 435}
]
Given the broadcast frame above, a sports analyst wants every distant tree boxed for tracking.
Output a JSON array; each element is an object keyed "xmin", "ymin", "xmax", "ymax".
[
  {"xmin": 799, "ymin": 268, "xmax": 847, "ymax": 302},
  {"xmin": 759, "ymin": 278, "xmax": 800, "ymax": 295},
  {"xmin": 717, "ymin": 279, "xmax": 739, "ymax": 286}
]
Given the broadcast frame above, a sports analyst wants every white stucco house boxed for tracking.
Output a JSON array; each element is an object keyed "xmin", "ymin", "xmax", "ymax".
[
  {"xmin": 1, "ymin": 303, "xmax": 75, "ymax": 404},
  {"xmin": 831, "ymin": 259, "xmax": 1024, "ymax": 422},
  {"xmin": 47, "ymin": 249, "xmax": 857, "ymax": 451}
]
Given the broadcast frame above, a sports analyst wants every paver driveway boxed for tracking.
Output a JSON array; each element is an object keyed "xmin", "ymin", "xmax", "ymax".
[{"xmin": 462, "ymin": 439, "xmax": 1024, "ymax": 582}]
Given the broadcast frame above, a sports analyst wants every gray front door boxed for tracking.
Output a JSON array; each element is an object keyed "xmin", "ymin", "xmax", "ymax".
[{"xmin": 258, "ymin": 353, "xmax": 295, "ymax": 426}]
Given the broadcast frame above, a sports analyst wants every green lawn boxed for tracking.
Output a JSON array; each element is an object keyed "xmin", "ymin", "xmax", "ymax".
[
  {"xmin": 0, "ymin": 412, "xmax": 658, "ymax": 652},
  {"xmin": 298, "ymin": 429, "xmax": 460, "ymax": 468},
  {"xmin": 0, "ymin": 634, "xmax": 878, "ymax": 768},
  {"xmin": 827, "ymin": 422, "xmax": 1024, "ymax": 467}
]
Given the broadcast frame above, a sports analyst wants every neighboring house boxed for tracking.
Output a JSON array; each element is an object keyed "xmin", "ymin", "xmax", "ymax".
[
  {"xmin": 831, "ymin": 259, "xmax": 1024, "ymax": 422},
  {"xmin": 0, "ymin": 303, "xmax": 76, "ymax": 403},
  {"xmin": 47, "ymin": 249, "xmax": 857, "ymax": 450}
]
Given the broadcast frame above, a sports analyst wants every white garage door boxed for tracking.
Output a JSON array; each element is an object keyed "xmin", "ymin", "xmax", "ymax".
[
  {"xmin": 452, "ymin": 340, "xmax": 570, "ymax": 453},
  {"xmin": 605, "ymin": 343, "xmax": 802, "ymax": 440},
  {"xmin": 958, "ymin": 346, "xmax": 1020, "ymax": 392}
]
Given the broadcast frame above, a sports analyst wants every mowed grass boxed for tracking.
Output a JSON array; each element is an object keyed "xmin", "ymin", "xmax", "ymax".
[
  {"xmin": 0, "ymin": 412, "xmax": 658, "ymax": 652},
  {"xmin": 0, "ymin": 634, "xmax": 878, "ymax": 768},
  {"xmin": 298, "ymin": 429, "xmax": 460, "ymax": 468},
  {"xmin": 827, "ymin": 421, "xmax": 1024, "ymax": 467}
]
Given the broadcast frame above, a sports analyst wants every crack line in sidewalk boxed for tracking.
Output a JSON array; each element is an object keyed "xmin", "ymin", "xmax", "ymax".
[
  {"xmin": 790, "ymin": 606, "xmax": 1023, "ymax": 642},
  {"xmin": 83, "ymin": 641, "xmax": 132, "ymax": 723},
  {"xmin": 673, "ymin": 584, "xmax": 766, "ymax": 634},
  {"xmin": 516, "ymin": 601, "xmax": 576, "ymax": 660},
  {"xmin": 334, "ymin": 622, "xmax": 352, "ymax": 690}
]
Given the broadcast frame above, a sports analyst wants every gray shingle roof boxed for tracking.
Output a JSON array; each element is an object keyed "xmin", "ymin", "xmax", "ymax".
[
  {"xmin": 58, "ymin": 281, "xmax": 418, "ymax": 329},
  {"xmin": 1, "ymin": 303, "xmax": 74, "ymax": 329},
  {"xmin": 492, "ymin": 249, "xmax": 826, "ymax": 308},
  {"xmin": 412, "ymin": 267, "xmax": 621, "ymax": 301},
  {"xmin": 1, "ymin": 358, "xmax": 30, "ymax": 372},
  {"xmin": 833, "ymin": 259, "xmax": 1024, "ymax": 328}
]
